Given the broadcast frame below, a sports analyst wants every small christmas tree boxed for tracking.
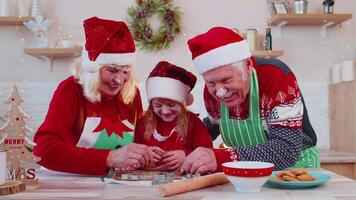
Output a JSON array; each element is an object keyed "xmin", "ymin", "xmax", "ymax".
[{"xmin": 0, "ymin": 85, "xmax": 41, "ymax": 184}]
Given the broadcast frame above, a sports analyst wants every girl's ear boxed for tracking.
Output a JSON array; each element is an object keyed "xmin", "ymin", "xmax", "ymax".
[{"xmin": 185, "ymin": 93, "xmax": 194, "ymax": 106}]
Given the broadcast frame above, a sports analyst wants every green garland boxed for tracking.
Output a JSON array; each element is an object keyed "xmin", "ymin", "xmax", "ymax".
[{"xmin": 127, "ymin": 0, "xmax": 182, "ymax": 51}]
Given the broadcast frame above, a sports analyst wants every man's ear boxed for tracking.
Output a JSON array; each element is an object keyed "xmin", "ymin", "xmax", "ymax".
[{"xmin": 245, "ymin": 58, "xmax": 253, "ymax": 76}]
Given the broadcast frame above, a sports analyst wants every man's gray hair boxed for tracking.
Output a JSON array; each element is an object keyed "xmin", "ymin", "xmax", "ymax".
[{"xmin": 231, "ymin": 59, "xmax": 249, "ymax": 81}]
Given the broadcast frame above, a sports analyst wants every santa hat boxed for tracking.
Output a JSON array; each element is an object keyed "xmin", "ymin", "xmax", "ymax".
[
  {"xmin": 81, "ymin": 17, "xmax": 136, "ymax": 73},
  {"xmin": 187, "ymin": 27, "xmax": 251, "ymax": 74},
  {"xmin": 146, "ymin": 61, "xmax": 196, "ymax": 104}
]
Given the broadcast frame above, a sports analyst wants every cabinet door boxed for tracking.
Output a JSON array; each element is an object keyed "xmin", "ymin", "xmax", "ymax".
[{"xmin": 329, "ymin": 81, "xmax": 356, "ymax": 153}]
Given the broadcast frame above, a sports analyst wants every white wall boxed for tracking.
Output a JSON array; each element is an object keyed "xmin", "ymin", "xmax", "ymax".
[{"xmin": 1, "ymin": 0, "xmax": 356, "ymax": 149}]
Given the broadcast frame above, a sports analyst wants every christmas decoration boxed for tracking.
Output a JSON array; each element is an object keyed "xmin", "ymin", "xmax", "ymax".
[
  {"xmin": 24, "ymin": 15, "xmax": 54, "ymax": 48},
  {"xmin": 127, "ymin": 0, "xmax": 182, "ymax": 51},
  {"xmin": 0, "ymin": 85, "xmax": 41, "ymax": 184},
  {"xmin": 30, "ymin": 0, "xmax": 41, "ymax": 17}
]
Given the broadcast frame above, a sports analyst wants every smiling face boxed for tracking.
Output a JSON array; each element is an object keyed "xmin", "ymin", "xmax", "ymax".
[
  {"xmin": 151, "ymin": 98, "xmax": 182, "ymax": 122},
  {"xmin": 98, "ymin": 64, "xmax": 131, "ymax": 98},
  {"xmin": 203, "ymin": 60, "xmax": 253, "ymax": 108}
]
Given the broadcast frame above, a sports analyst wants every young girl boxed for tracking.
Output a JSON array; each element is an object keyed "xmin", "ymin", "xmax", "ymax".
[{"xmin": 134, "ymin": 61, "xmax": 213, "ymax": 172}]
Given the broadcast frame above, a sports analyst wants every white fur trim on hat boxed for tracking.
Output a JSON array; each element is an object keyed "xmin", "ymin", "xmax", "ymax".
[
  {"xmin": 146, "ymin": 77, "xmax": 190, "ymax": 103},
  {"xmin": 81, "ymin": 49, "xmax": 136, "ymax": 73},
  {"xmin": 193, "ymin": 40, "xmax": 251, "ymax": 74}
]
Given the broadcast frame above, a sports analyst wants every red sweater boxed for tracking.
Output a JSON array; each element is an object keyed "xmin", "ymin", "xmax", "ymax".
[
  {"xmin": 33, "ymin": 76, "xmax": 143, "ymax": 175},
  {"xmin": 204, "ymin": 58, "xmax": 308, "ymax": 171},
  {"xmin": 134, "ymin": 112, "xmax": 213, "ymax": 156}
]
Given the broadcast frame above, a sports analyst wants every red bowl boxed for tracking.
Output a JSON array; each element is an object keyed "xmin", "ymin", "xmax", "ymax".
[
  {"xmin": 222, "ymin": 161, "xmax": 274, "ymax": 177},
  {"xmin": 222, "ymin": 161, "xmax": 274, "ymax": 192}
]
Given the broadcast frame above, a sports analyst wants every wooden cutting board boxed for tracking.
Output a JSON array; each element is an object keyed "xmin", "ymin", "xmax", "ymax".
[{"xmin": 0, "ymin": 180, "xmax": 26, "ymax": 195}]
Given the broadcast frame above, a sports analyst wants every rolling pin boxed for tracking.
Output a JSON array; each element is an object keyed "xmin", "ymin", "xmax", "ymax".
[{"xmin": 158, "ymin": 172, "xmax": 229, "ymax": 197}]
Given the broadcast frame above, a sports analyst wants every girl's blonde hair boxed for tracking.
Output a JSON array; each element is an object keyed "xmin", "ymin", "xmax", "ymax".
[
  {"xmin": 73, "ymin": 62, "xmax": 138, "ymax": 104},
  {"xmin": 143, "ymin": 100, "xmax": 188, "ymax": 141}
]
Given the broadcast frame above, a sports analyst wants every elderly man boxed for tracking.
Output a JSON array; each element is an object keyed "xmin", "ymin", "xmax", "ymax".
[{"xmin": 182, "ymin": 27, "xmax": 319, "ymax": 174}]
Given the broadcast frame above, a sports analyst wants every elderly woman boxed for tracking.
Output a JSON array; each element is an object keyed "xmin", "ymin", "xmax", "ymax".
[{"xmin": 34, "ymin": 17, "xmax": 153, "ymax": 175}]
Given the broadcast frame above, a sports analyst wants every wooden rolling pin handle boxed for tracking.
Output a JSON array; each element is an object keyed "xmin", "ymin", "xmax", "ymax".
[{"xmin": 158, "ymin": 172, "xmax": 229, "ymax": 197}]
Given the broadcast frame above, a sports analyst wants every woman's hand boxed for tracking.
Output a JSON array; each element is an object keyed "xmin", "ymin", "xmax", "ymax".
[
  {"xmin": 161, "ymin": 150, "xmax": 186, "ymax": 171},
  {"xmin": 106, "ymin": 143, "xmax": 153, "ymax": 169}
]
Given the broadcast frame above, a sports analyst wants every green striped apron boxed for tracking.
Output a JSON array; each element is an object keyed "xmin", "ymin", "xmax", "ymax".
[{"xmin": 219, "ymin": 69, "xmax": 320, "ymax": 168}]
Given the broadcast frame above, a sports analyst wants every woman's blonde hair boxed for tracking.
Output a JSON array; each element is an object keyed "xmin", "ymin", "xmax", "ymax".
[
  {"xmin": 143, "ymin": 100, "xmax": 188, "ymax": 141},
  {"xmin": 73, "ymin": 62, "xmax": 138, "ymax": 104}
]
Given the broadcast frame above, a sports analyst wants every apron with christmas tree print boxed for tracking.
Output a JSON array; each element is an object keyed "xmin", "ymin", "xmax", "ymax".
[
  {"xmin": 76, "ymin": 117, "xmax": 134, "ymax": 150},
  {"xmin": 219, "ymin": 69, "xmax": 320, "ymax": 168}
]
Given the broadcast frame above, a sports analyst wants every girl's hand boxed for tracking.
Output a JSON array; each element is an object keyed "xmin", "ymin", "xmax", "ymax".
[
  {"xmin": 148, "ymin": 146, "xmax": 165, "ymax": 163},
  {"xmin": 161, "ymin": 150, "xmax": 186, "ymax": 171}
]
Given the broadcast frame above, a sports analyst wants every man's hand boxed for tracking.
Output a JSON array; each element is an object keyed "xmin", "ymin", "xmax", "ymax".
[
  {"xmin": 106, "ymin": 143, "xmax": 153, "ymax": 169},
  {"xmin": 181, "ymin": 147, "xmax": 217, "ymax": 174}
]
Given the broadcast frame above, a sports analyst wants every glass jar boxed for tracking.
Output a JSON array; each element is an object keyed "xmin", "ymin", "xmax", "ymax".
[
  {"xmin": 294, "ymin": 0, "xmax": 308, "ymax": 14},
  {"xmin": 246, "ymin": 29, "xmax": 259, "ymax": 51}
]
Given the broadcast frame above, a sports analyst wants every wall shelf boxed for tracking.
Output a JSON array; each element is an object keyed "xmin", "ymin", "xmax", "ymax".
[
  {"xmin": 268, "ymin": 13, "xmax": 352, "ymax": 26},
  {"xmin": 0, "ymin": 16, "xmax": 33, "ymax": 25},
  {"xmin": 24, "ymin": 46, "xmax": 83, "ymax": 71},
  {"xmin": 251, "ymin": 50, "xmax": 283, "ymax": 58},
  {"xmin": 24, "ymin": 46, "xmax": 82, "ymax": 59},
  {"xmin": 267, "ymin": 13, "xmax": 352, "ymax": 39}
]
